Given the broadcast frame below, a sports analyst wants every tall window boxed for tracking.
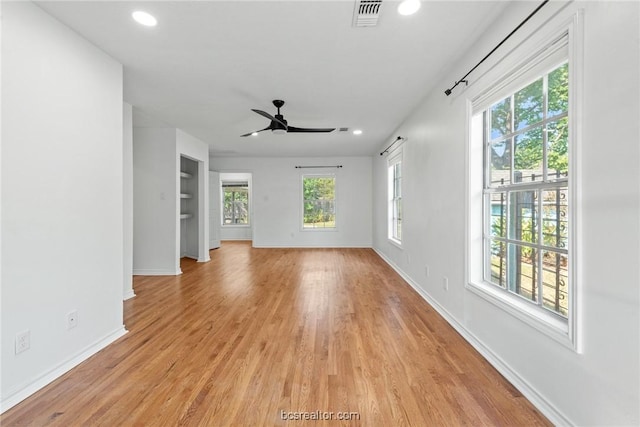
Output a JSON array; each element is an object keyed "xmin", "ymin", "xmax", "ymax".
[
  {"xmin": 222, "ymin": 181, "xmax": 249, "ymax": 225},
  {"xmin": 302, "ymin": 175, "xmax": 336, "ymax": 229},
  {"xmin": 482, "ymin": 61, "xmax": 569, "ymax": 318},
  {"xmin": 468, "ymin": 21, "xmax": 581, "ymax": 349},
  {"xmin": 388, "ymin": 153, "xmax": 402, "ymax": 244}
]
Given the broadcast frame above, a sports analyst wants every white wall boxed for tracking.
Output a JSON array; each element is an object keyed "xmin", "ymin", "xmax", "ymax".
[
  {"xmin": 210, "ymin": 157, "xmax": 372, "ymax": 248},
  {"xmin": 133, "ymin": 128, "xmax": 210, "ymax": 274},
  {"xmin": 1, "ymin": 1, "xmax": 126, "ymax": 411},
  {"xmin": 123, "ymin": 103, "xmax": 134, "ymax": 299},
  {"xmin": 372, "ymin": 1, "xmax": 639, "ymax": 425},
  {"xmin": 219, "ymin": 224, "xmax": 253, "ymax": 240},
  {"xmin": 133, "ymin": 128, "xmax": 179, "ymax": 275}
]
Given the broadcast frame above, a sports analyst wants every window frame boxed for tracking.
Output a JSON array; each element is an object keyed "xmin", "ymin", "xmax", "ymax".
[
  {"xmin": 387, "ymin": 150, "xmax": 403, "ymax": 246},
  {"xmin": 301, "ymin": 174, "xmax": 337, "ymax": 231},
  {"xmin": 482, "ymin": 62, "xmax": 569, "ymax": 318},
  {"xmin": 221, "ymin": 180, "xmax": 250, "ymax": 227},
  {"xmin": 465, "ymin": 12, "xmax": 583, "ymax": 352}
]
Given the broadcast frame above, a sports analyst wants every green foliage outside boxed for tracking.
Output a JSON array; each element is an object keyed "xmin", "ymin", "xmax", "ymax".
[
  {"xmin": 490, "ymin": 212, "xmax": 567, "ymax": 260},
  {"xmin": 486, "ymin": 63, "xmax": 569, "ymax": 317},
  {"xmin": 490, "ymin": 63, "xmax": 569, "ymax": 179},
  {"xmin": 223, "ymin": 187, "xmax": 248, "ymax": 224},
  {"xmin": 303, "ymin": 177, "xmax": 335, "ymax": 227},
  {"xmin": 489, "ymin": 190, "xmax": 569, "ymax": 316}
]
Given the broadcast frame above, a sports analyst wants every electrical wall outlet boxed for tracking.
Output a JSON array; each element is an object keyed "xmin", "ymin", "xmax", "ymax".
[
  {"xmin": 15, "ymin": 330, "xmax": 30, "ymax": 354},
  {"xmin": 67, "ymin": 310, "xmax": 78, "ymax": 330},
  {"xmin": 443, "ymin": 276, "xmax": 449, "ymax": 291}
]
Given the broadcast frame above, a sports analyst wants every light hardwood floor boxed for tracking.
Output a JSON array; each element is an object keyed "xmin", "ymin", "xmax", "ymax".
[{"xmin": 2, "ymin": 242, "xmax": 550, "ymax": 426}]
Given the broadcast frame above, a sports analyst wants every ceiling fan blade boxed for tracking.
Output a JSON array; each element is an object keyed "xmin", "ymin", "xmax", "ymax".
[
  {"xmin": 287, "ymin": 126, "xmax": 336, "ymax": 133},
  {"xmin": 251, "ymin": 109, "xmax": 288, "ymax": 130},
  {"xmin": 240, "ymin": 126, "xmax": 271, "ymax": 137}
]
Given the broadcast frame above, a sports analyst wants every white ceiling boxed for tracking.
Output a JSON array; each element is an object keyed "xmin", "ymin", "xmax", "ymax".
[{"xmin": 36, "ymin": 1, "xmax": 510, "ymax": 157}]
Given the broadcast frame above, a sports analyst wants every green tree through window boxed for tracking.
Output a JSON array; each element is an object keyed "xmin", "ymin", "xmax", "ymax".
[
  {"xmin": 489, "ymin": 63, "xmax": 568, "ymax": 184},
  {"xmin": 303, "ymin": 176, "xmax": 335, "ymax": 228},
  {"xmin": 223, "ymin": 182, "xmax": 249, "ymax": 225},
  {"xmin": 485, "ymin": 62, "xmax": 569, "ymax": 317}
]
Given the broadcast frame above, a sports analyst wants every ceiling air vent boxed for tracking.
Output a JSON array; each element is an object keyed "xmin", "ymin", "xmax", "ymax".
[
  {"xmin": 352, "ymin": 0, "xmax": 383, "ymax": 28},
  {"xmin": 339, "ymin": 127, "xmax": 349, "ymax": 132}
]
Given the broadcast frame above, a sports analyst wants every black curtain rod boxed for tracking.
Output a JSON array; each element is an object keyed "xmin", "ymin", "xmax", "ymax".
[
  {"xmin": 444, "ymin": 0, "xmax": 549, "ymax": 96},
  {"xmin": 380, "ymin": 136, "xmax": 405, "ymax": 156},
  {"xmin": 295, "ymin": 165, "xmax": 343, "ymax": 169}
]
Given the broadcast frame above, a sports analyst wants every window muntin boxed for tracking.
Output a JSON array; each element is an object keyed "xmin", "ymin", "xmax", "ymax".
[
  {"xmin": 388, "ymin": 155, "xmax": 402, "ymax": 243},
  {"xmin": 222, "ymin": 181, "xmax": 249, "ymax": 225},
  {"xmin": 483, "ymin": 62, "xmax": 569, "ymax": 318},
  {"xmin": 302, "ymin": 175, "xmax": 336, "ymax": 229}
]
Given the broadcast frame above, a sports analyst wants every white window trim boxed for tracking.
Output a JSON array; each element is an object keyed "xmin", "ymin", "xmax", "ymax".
[
  {"xmin": 301, "ymin": 174, "xmax": 338, "ymax": 232},
  {"xmin": 465, "ymin": 11, "xmax": 583, "ymax": 352},
  {"xmin": 387, "ymin": 149, "xmax": 403, "ymax": 247},
  {"xmin": 220, "ymin": 180, "xmax": 251, "ymax": 227}
]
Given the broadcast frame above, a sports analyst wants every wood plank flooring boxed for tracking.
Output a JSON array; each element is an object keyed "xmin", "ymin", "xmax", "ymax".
[{"xmin": 1, "ymin": 242, "xmax": 550, "ymax": 426}]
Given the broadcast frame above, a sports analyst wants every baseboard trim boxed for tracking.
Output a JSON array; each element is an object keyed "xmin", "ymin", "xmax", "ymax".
[
  {"xmin": 132, "ymin": 269, "xmax": 181, "ymax": 276},
  {"xmin": 251, "ymin": 244, "xmax": 373, "ymax": 249},
  {"xmin": 0, "ymin": 326, "xmax": 128, "ymax": 413},
  {"xmin": 372, "ymin": 248, "xmax": 572, "ymax": 426},
  {"xmin": 123, "ymin": 289, "xmax": 136, "ymax": 300}
]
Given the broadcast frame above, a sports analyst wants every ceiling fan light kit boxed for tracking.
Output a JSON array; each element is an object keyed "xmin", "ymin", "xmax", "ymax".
[{"xmin": 241, "ymin": 100, "xmax": 336, "ymax": 137}]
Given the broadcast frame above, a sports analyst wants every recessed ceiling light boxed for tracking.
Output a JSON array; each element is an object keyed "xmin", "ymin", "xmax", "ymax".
[
  {"xmin": 353, "ymin": 129, "xmax": 363, "ymax": 135},
  {"xmin": 132, "ymin": 11, "xmax": 157, "ymax": 27},
  {"xmin": 398, "ymin": 0, "xmax": 421, "ymax": 16},
  {"xmin": 251, "ymin": 132, "xmax": 259, "ymax": 136}
]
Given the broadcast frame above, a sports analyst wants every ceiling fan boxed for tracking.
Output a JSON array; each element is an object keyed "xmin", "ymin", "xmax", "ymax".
[{"xmin": 240, "ymin": 100, "xmax": 336, "ymax": 137}]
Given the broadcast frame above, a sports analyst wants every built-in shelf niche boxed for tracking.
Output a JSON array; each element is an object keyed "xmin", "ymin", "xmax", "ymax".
[{"xmin": 180, "ymin": 156, "xmax": 199, "ymax": 259}]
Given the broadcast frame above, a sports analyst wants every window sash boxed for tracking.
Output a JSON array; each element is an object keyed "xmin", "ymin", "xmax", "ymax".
[
  {"xmin": 302, "ymin": 175, "xmax": 336, "ymax": 229},
  {"xmin": 388, "ymin": 156, "xmax": 402, "ymax": 243},
  {"xmin": 481, "ymin": 62, "xmax": 569, "ymax": 320},
  {"xmin": 472, "ymin": 31, "xmax": 568, "ymax": 113},
  {"xmin": 484, "ymin": 63, "xmax": 568, "ymax": 190},
  {"xmin": 222, "ymin": 187, "xmax": 249, "ymax": 225}
]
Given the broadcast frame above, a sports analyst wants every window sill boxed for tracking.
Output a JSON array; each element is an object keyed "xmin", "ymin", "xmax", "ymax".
[
  {"xmin": 466, "ymin": 280, "xmax": 577, "ymax": 351},
  {"xmin": 222, "ymin": 224, "xmax": 251, "ymax": 228},
  {"xmin": 301, "ymin": 227, "xmax": 337, "ymax": 232},
  {"xmin": 388, "ymin": 238, "xmax": 403, "ymax": 249}
]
